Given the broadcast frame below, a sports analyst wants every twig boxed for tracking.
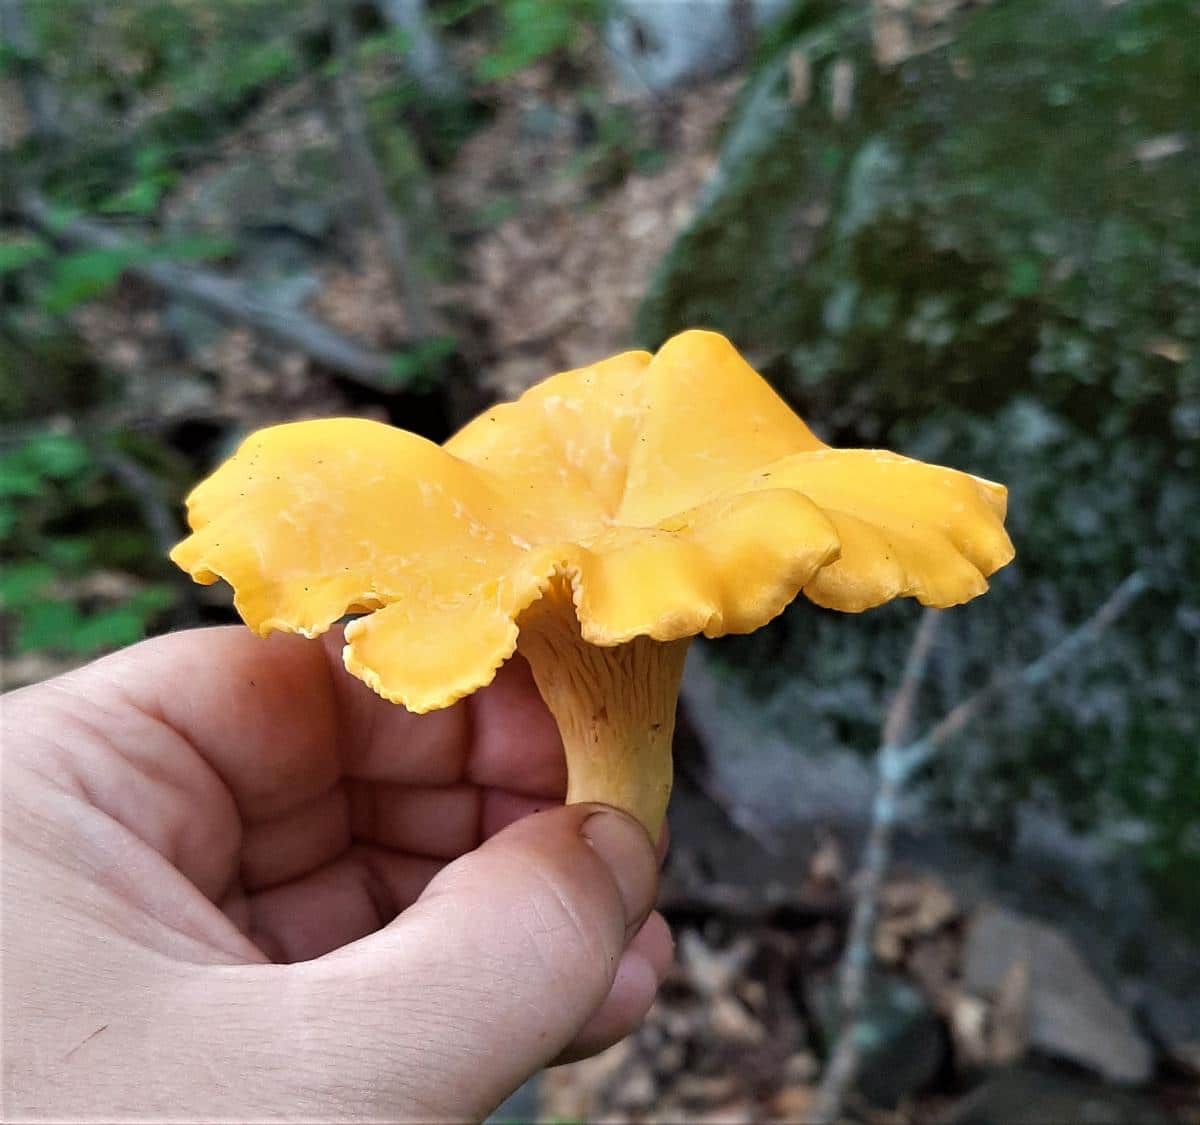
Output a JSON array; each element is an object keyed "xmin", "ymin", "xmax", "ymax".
[
  {"xmin": 812, "ymin": 609, "xmax": 941, "ymax": 1124},
  {"xmin": 330, "ymin": 4, "xmax": 432, "ymax": 339},
  {"xmin": 882, "ymin": 609, "xmax": 942, "ymax": 748},
  {"xmin": 82, "ymin": 436, "xmax": 203, "ymax": 627},
  {"xmin": 812, "ymin": 573, "xmax": 1148, "ymax": 1124},
  {"xmin": 919, "ymin": 571, "xmax": 1151, "ymax": 752},
  {"xmin": 90, "ymin": 445, "xmax": 179, "ymax": 559},
  {"xmin": 16, "ymin": 192, "xmax": 405, "ymax": 391}
]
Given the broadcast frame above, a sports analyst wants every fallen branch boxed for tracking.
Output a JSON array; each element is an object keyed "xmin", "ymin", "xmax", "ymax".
[
  {"xmin": 91, "ymin": 444, "xmax": 179, "ymax": 559},
  {"xmin": 16, "ymin": 193, "xmax": 404, "ymax": 391},
  {"xmin": 812, "ymin": 573, "xmax": 1149, "ymax": 1124},
  {"xmin": 919, "ymin": 571, "xmax": 1151, "ymax": 753}
]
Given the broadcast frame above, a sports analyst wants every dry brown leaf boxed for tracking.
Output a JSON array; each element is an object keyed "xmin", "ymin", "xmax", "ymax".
[
  {"xmin": 1146, "ymin": 337, "xmax": 1189, "ymax": 363},
  {"xmin": 769, "ymin": 1083, "xmax": 817, "ymax": 1121},
  {"xmin": 736, "ymin": 978, "xmax": 769, "ymax": 1016},
  {"xmin": 710, "ymin": 995, "xmax": 766, "ymax": 1045},
  {"xmin": 676, "ymin": 1074, "xmax": 741, "ymax": 1106},
  {"xmin": 689, "ymin": 1102, "xmax": 759, "ymax": 1125},
  {"xmin": 783, "ymin": 1051, "xmax": 819, "ymax": 1085},
  {"xmin": 653, "ymin": 1039, "xmax": 686, "ymax": 1075},
  {"xmin": 882, "ymin": 876, "xmax": 959, "ymax": 933},
  {"xmin": 312, "ymin": 235, "xmax": 415, "ymax": 346},
  {"xmin": 611, "ymin": 1061, "xmax": 658, "ymax": 1111},
  {"xmin": 875, "ymin": 876, "xmax": 959, "ymax": 967},
  {"xmin": 876, "ymin": 924, "xmax": 906, "ymax": 964},
  {"xmin": 445, "ymin": 74, "xmax": 737, "ymax": 398},
  {"xmin": 539, "ymin": 1038, "xmax": 634, "ymax": 1121},
  {"xmin": 679, "ymin": 930, "xmax": 757, "ymax": 998},
  {"xmin": 808, "ymin": 834, "xmax": 846, "ymax": 889},
  {"xmin": 907, "ymin": 931, "xmax": 962, "ymax": 1012}
]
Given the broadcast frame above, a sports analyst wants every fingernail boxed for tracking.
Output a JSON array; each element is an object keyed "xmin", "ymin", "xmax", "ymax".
[
  {"xmin": 581, "ymin": 809, "xmax": 657, "ymax": 935},
  {"xmin": 614, "ymin": 948, "xmax": 660, "ymax": 999}
]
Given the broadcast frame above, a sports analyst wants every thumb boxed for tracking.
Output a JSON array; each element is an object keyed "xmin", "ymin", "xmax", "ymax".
[{"xmin": 301, "ymin": 804, "xmax": 661, "ymax": 1120}]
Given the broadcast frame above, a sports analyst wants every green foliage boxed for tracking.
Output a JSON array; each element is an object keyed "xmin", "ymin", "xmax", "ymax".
[
  {"xmin": 475, "ymin": 0, "xmax": 606, "ymax": 81},
  {"xmin": 35, "ymin": 234, "xmax": 233, "ymax": 315},
  {"xmin": 0, "ymin": 434, "xmax": 175, "ymax": 660},
  {"xmin": 569, "ymin": 93, "xmax": 664, "ymax": 191},
  {"xmin": 10, "ymin": 586, "xmax": 174, "ymax": 656},
  {"xmin": 0, "ymin": 40, "xmax": 23, "ymax": 77},
  {"xmin": 0, "ymin": 238, "xmax": 52, "ymax": 276},
  {"xmin": 175, "ymin": 37, "xmax": 299, "ymax": 106},
  {"xmin": 356, "ymin": 27, "xmax": 413, "ymax": 63},
  {"xmin": 39, "ymin": 249, "xmax": 148, "ymax": 315},
  {"xmin": 99, "ymin": 145, "xmax": 178, "ymax": 216},
  {"xmin": 387, "ymin": 336, "xmax": 458, "ymax": 391},
  {"xmin": 470, "ymin": 195, "xmax": 521, "ymax": 230},
  {"xmin": 27, "ymin": 1, "xmax": 306, "ymax": 208},
  {"xmin": 0, "ymin": 434, "xmax": 90, "ymax": 493}
]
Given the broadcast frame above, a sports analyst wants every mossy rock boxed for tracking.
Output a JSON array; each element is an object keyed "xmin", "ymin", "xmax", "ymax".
[{"xmin": 639, "ymin": 0, "xmax": 1199, "ymax": 920}]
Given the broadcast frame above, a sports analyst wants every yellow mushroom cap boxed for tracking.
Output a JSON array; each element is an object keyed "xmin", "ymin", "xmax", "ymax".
[{"xmin": 171, "ymin": 330, "xmax": 1014, "ymax": 712}]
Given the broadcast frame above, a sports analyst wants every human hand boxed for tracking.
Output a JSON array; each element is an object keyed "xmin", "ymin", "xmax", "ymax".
[{"xmin": 1, "ymin": 626, "xmax": 671, "ymax": 1121}]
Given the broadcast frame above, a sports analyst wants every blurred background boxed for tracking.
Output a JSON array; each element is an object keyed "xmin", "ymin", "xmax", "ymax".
[{"xmin": 1, "ymin": 0, "xmax": 1197, "ymax": 1120}]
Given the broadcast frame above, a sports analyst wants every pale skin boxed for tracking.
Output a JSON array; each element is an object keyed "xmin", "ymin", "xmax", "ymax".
[{"xmin": 1, "ymin": 626, "xmax": 672, "ymax": 1122}]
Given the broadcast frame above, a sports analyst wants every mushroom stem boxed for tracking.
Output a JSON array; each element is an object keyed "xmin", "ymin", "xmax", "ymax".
[{"xmin": 517, "ymin": 588, "xmax": 690, "ymax": 839}]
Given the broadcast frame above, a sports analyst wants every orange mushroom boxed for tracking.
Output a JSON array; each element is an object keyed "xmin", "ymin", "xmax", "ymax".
[{"xmin": 171, "ymin": 330, "xmax": 1014, "ymax": 836}]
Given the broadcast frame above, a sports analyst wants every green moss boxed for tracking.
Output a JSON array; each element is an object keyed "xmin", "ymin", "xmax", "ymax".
[{"xmin": 640, "ymin": 0, "xmax": 1200, "ymax": 919}]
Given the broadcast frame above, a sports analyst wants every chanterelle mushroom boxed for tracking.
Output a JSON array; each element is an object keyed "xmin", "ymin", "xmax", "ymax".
[{"xmin": 171, "ymin": 330, "xmax": 1014, "ymax": 836}]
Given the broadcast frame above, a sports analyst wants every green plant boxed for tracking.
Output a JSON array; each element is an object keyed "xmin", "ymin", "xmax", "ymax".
[
  {"xmin": 570, "ymin": 92, "xmax": 664, "ymax": 191},
  {"xmin": 98, "ymin": 144, "xmax": 179, "ymax": 216},
  {"xmin": 0, "ymin": 434, "xmax": 176, "ymax": 661},
  {"xmin": 474, "ymin": 0, "xmax": 607, "ymax": 81},
  {"xmin": 1, "ymin": 228, "xmax": 234, "ymax": 317},
  {"xmin": 387, "ymin": 335, "xmax": 458, "ymax": 391},
  {"xmin": 0, "ymin": 238, "xmax": 52, "ymax": 276}
]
